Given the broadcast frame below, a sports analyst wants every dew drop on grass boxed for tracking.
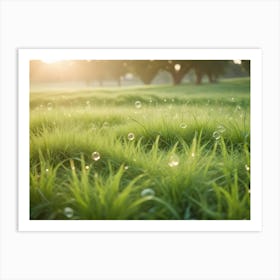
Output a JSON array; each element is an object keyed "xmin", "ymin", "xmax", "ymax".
[
  {"xmin": 92, "ymin": 151, "xmax": 100, "ymax": 161},
  {"xmin": 141, "ymin": 188, "xmax": 155, "ymax": 197},
  {"xmin": 245, "ymin": 164, "xmax": 250, "ymax": 171},
  {"xmin": 168, "ymin": 154, "xmax": 179, "ymax": 167},
  {"xmin": 45, "ymin": 168, "xmax": 49, "ymax": 172},
  {"xmin": 191, "ymin": 152, "xmax": 195, "ymax": 158},
  {"xmin": 85, "ymin": 165, "xmax": 89, "ymax": 170},
  {"xmin": 135, "ymin": 101, "xmax": 142, "ymax": 109},
  {"xmin": 180, "ymin": 123, "xmax": 187, "ymax": 129},
  {"xmin": 127, "ymin": 132, "xmax": 135, "ymax": 141},
  {"xmin": 124, "ymin": 165, "xmax": 129, "ymax": 170},
  {"xmin": 213, "ymin": 131, "xmax": 221, "ymax": 140},
  {"xmin": 64, "ymin": 207, "xmax": 74, "ymax": 218}
]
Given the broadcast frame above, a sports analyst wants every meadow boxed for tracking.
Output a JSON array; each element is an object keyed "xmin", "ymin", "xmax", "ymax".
[{"xmin": 30, "ymin": 78, "xmax": 250, "ymax": 220}]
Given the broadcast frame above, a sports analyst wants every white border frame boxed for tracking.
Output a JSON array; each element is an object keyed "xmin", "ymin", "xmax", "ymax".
[{"xmin": 18, "ymin": 48, "xmax": 262, "ymax": 232}]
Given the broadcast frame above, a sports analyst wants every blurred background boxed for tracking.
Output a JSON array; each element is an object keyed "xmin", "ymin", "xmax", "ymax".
[{"xmin": 30, "ymin": 60, "xmax": 250, "ymax": 89}]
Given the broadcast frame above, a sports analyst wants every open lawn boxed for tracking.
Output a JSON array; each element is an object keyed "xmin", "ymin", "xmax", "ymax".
[{"xmin": 30, "ymin": 78, "xmax": 250, "ymax": 220}]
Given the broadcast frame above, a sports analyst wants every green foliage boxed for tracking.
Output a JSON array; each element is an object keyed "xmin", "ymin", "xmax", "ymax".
[{"xmin": 30, "ymin": 78, "xmax": 250, "ymax": 220}]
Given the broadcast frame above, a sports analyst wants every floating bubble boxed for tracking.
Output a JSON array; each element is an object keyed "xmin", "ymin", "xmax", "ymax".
[
  {"xmin": 91, "ymin": 151, "xmax": 100, "ymax": 161},
  {"xmin": 124, "ymin": 165, "xmax": 129, "ymax": 170},
  {"xmin": 45, "ymin": 168, "xmax": 49, "ymax": 172},
  {"xmin": 245, "ymin": 164, "xmax": 250, "ymax": 171},
  {"xmin": 47, "ymin": 103, "xmax": 53, "ymax": 111},
  {"xmin": 135, "ymin": 101, "xmax": 142, "ymax": 109},
  {"xmin": 127, "ymin": 132, "xmax": 135, "ymax": 141},
  {"xmin": 180, "ymin": 123, "xmax": 187, "ymax": 129},
  {"xmin": 64, "ymin": 207, "xmax": 74, "ymax": 218},
  {"xmin": 91, "ymin": 123, "xmax": 97, "ymax": 131},
  {"xmin": 141, "ymin": 188, "xmax": 155, "ymax": 197},
  {"xmin": 85, "ymin": 165, "xmax": 89, "ymax": 170},
  {"xmin": 168, "ymin": 154, "xmax": 179, "ymax": 167},
  {"xmin": 213, "ymin": 131, "xmax": 221, "ymax": 140},
  {"xmin": 217, "ymin": 125, "xmax": 226, "ymax": 133},
  {"xmin": 102, "ymin": 121, "xmax": 109, "ymax": 128}
]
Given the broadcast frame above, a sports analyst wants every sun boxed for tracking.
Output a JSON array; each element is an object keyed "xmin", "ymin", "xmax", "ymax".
[{"xmin": 233, "ymin": 60, "xmax": 242, "ymax": 65}]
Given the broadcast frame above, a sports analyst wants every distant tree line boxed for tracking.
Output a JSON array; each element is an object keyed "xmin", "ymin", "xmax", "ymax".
[{"xmin": 30, "ymin": 60, "xmax": 250, "ymax": 86}]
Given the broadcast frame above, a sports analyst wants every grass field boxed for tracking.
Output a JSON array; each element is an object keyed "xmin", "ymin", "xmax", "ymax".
[{"xmin": 30, "ymin": 78, "xmax": 250, "ymax": 220}]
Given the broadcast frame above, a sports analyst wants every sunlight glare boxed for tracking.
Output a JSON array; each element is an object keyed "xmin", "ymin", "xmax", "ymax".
[
  {"xmin": 41, "ymin": 59, "xmax": 62, "ymax": 64},
  {"xmin": 233, "ymin": 60, "xmax": 242, "ymax": 65}
]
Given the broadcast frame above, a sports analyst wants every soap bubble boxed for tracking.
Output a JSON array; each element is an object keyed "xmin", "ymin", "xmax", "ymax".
[
  {"xmin": 64, "ymin": 207, "xmax": 74, "ymax": 218},
  {"xmin": 127, "ymin": 132, "xmax": 135, "ymax": 141},
  {"xmin": 180, "ymin": 123, "xmax": 187, "ymax": 129},
  {"xmin": 47, "ymin": 103, "xmax": 53, "ymax": 111},
  {"xmin": 213, "ymin": 131, "xmax": 221, "ymax": 140},
  {"xmin": 91, "ymin": 151, "xmax": 100, "ymax": 161},
  {"xmin": 102, "ymin": 122, "xmax": 109, "ymax": 128},
  {"xmin": 135, "ymin": 101, "xmax": 142, "ymax": 109},
  {"xmin": 168, "ymin": 154, "xmax": 179, "ymax": 167},
  {"xmin": 141, "ymin": 188, "xmax": 155, "ymax": 197},
  {"xmin": 217, "ymin": 125, "xmax": 226, "ymax": 133}
]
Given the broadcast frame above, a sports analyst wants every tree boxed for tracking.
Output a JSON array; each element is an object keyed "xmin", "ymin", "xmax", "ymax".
[
  {"xmin": 191, "ymin": 60, "xmax": 228, "ymax": 85},
  {"xmin": 127, "ymin": 60, "xmax": 160, "ymax": 85},
  {"xmin": 105, "ymin": 60, "xmax": 127, "ymax": 86},
  {"xmin": 163, "ymin": 60, "xmax": 192, "ymax": 85},
  {"xmin": 241, "ymin": 60, "xmax": 250, "ymax": 74}
]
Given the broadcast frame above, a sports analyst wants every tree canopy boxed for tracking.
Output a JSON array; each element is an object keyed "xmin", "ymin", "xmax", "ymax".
[{"xmin": 30, "ymin": 59, "xmax": 248, "ymax": 86}]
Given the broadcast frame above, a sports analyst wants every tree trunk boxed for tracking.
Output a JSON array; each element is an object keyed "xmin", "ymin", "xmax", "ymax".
[
  {"xmin": 172, "ymin": 72, "xmax": 184, "ymax": 85},
  {"xmin": 207, "ymin": 72, "xmax": 214, "ymax": 83},
  {"xmin": 195, "ymin": 71, "xmax": 203, "ymax": 85}
]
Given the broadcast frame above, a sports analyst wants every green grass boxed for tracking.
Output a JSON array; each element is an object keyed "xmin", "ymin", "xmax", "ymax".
[{"xmin": 30, "ymin": 78, "xmax": 250, "ymax": 220}]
